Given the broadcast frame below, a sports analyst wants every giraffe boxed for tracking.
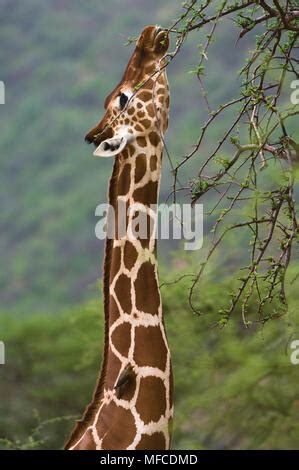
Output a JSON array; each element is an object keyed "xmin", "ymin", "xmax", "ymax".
[{"xmin": 65, "ymin": 25, "xmax": 173, "ymax": 450}]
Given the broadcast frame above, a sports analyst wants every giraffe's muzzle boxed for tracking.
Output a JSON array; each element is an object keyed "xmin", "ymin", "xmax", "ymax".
[{"xmin": 93, "ymin": 132, "xmax": 132, "ymax": 158}]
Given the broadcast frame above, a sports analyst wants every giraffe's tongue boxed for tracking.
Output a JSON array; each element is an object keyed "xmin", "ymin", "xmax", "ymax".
[{"xmin": 93, "ymin": 135, "xmax": 128, "ymax": 158}]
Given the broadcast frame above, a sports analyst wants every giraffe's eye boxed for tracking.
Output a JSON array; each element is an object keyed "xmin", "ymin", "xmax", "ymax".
[{"xmin": 119, "ymin": 93, "xmax": 128, "ymax": 109}]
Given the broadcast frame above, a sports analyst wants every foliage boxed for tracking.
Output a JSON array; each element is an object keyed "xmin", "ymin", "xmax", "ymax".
[{"xmin": 157, "ymin": 0, "xmax": 299, "ymax": 323}]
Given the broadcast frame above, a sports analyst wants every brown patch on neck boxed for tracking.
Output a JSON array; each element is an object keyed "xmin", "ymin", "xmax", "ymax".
[
  {"xmin": 135, "ymin": 376, "xmax": 167, "ymax": 424},
  {"xmin": 100, "ymin": 402, "xmax": 136, "ymax": 450},
  {"xmin": 136, "ymin": 432, "xmax": 166, "ymax": 450},
  {"xmin": 133, "ymin": 180, "xmax": 158, "ymax": 205},
  {"xmin": 134, "ymin": 154, "xmax": 147, "ymax": 183}
]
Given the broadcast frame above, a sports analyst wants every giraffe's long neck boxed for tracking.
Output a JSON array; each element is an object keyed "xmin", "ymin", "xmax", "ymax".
[{"xmin": 68, "ymin": 132, "xmax": 173, "ymax": 450}]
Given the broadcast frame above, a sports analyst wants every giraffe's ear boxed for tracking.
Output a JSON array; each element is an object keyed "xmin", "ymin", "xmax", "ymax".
[{"xmin": 93, "ymin": 134, "xmax": 130, "ymax": 158}]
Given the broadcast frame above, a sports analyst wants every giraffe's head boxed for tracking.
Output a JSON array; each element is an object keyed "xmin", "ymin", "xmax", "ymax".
[{"xmin": 85, "ymin": 25, "xmax": 169, "ymax": 158}]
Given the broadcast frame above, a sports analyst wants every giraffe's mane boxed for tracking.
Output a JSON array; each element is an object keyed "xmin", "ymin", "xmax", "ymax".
[{"xmin": 64, "ymin": 158, "xmax": 120, "ymax": 449}]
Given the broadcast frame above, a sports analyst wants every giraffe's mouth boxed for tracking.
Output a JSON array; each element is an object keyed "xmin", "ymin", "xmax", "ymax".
[
  {"xmin": 137, "ymin": 25, "xmax": 169, "ymax": 54},
  {"xmin": 153, "ymin": 27, "xmax": 169, "ymax": 54}
]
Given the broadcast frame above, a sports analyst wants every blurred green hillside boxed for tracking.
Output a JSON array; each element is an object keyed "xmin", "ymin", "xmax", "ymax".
[
  {"xmin": 0, "ymin": 0, "xmax": 255, "ymax": 313},
  {"xmin": 0, "ymin": 265, "xmax": 298, "ymax": 450}
]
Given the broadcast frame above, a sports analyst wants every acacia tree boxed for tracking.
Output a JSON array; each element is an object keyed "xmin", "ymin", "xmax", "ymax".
[{"xmin": 160, "ymin": 1, "xmax": 298, "ymax": 326}]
